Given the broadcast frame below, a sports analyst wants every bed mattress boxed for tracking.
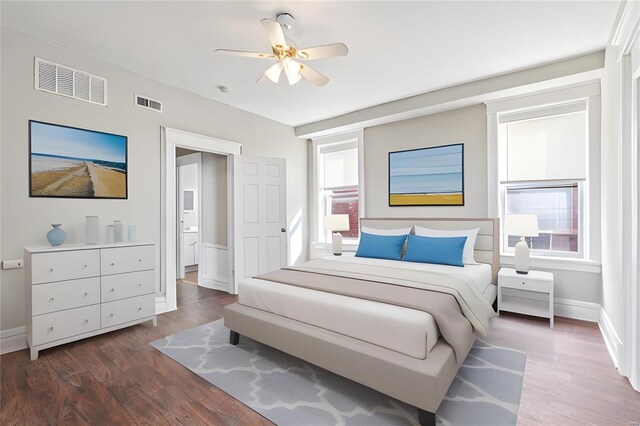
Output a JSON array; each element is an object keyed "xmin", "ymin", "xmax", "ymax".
[{"xmin": 239, "ymin": 278, "xmax": 440, "ymax": 359}]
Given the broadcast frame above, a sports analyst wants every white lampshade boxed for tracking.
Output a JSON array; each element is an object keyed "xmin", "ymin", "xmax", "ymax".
[
  {"xmin": 324, "ymin": 214, "xmax": 350, "ymax": 232},
  {"xmin": 504, "ymin": 214, "xmax": 539, "ymax": 237}
]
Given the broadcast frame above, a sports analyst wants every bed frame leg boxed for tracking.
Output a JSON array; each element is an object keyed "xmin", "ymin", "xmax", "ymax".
[
  {"xmin": 229, "ymin": 330, "xmax": 240, "ymax": 345},
  {"xmin": 418, "ymin": 409, "xmax": 436, "ymax": 426}
]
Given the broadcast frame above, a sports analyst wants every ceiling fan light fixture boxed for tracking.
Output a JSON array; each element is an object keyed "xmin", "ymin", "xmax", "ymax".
[
  {"xmin": 283, "ymin": 59, "xmax": 302, "ymax": 85},
  {"xmin": 265, "ymin": 62, "xmax": 284, "ymax": 83}
]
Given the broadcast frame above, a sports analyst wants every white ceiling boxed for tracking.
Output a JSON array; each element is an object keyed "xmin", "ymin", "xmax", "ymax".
[{"xmin": 1, "ymin": 1, "xmax": 620, "ymax": 127}]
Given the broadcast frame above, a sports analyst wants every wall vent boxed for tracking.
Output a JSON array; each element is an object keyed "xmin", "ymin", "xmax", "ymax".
[
  {"xmin": 34, "ymin": 58, "xmax": 107, "ymax": 106},
  {"xmin": 135, "ymin": 94, "xmax": 163, "ymax": 112}
]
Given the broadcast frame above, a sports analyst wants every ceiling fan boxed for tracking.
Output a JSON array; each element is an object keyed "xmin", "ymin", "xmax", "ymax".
[{"xmin": 216, "ymin": 13, "xmax": 348, "ymax": 87}]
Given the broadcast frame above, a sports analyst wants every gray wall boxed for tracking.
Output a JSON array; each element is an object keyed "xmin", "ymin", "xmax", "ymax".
[
  {"xmin": 361, "ymin": 104, "xmax": 602, "ymax": 306},
  {"xmin": 364, "ymin": 104, "xmax": 488, "ymax": 218},
  {"xmin": 201, "ymin": 152, "xmax": 227, "ymax": 246},
  {"xmin": 0, "ymin": 27, "xmax": 308, "ymax": 331}
]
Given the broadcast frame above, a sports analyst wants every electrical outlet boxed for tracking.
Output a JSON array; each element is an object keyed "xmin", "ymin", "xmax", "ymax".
[{"xmin": 2, "ymin": 259, "xmax": 24, "ymax": 270}]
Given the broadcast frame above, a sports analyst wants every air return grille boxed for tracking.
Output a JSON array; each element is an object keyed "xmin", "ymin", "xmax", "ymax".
[
  {"xmin": 34, "ymin": 58, "xmax": 107, "ymax": 106},
  {"xmin": 135, "ymin": 94, "xmax": 163, "ymax": 112}
]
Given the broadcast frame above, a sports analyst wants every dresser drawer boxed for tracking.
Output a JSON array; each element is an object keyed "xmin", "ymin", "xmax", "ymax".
[
  {"xmin": 32, "ymin": 277, "xmax": 100, "ymax": 315},
  {"xmin": 32, "ymin": 305, "xmax": 100, "ymax": 346},
  {"xmin": 500, "ymin": 275, "xmax": 550, "ymax": 292},
  {"xmin": 101, "ymin": 270, "xmax": 155, "ymax": 302},
  {"xmin": 101, "ymin": 245, "xmax": 154, "ymax": 275},
  {"xmin": 32, "ymin": 250, "xmax": 100, "ymax": 284},
  {"xmin": 101, "ymin": 294, "xmax": 155, "ymax": 328}
]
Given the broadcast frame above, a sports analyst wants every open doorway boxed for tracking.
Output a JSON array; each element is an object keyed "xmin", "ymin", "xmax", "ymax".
[{"xmin": 176, "ymin": 148, "xmax": 229, "ymax": 292}]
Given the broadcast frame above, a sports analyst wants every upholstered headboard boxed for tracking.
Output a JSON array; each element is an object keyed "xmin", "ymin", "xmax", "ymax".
[{"xmin": 360, "ymin": 217, "xmax": 500, "ymax": 284}]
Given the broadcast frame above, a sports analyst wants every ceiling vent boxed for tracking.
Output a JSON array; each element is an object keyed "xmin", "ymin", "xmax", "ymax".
[
  {"xmin": 34, "ymin": 58, "xmax": 107, "ymax": 106},
  {"xmin": 135, "ymin": 94, "xmax": 163, "ymax": 112}
]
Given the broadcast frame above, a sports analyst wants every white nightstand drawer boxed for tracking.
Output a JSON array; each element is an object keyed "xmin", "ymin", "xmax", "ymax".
[
  {"xmin": 32, "ymin": 305, "xmax": 100, "ymax": 345},
  {"xmin": 32, "ymin": 277, "xmax": 100, "ymax": 315},
  {"xmin": 101, "ymin": 294, "xmax": 155, "ymax": 328},
  {"xmin": 101, "ymin": 245, "xmax": 154, "ymax": 275},
  {"xmin": 101, "ymin": 270, "xmax": 155, "ymax": 302},
  {"xmin": 32, "ymin": 250, "xmax": 100, "ymax": 284},
  {"xmin": 500, "ymin": 275, "xmax": 550, "ymax": 293}
]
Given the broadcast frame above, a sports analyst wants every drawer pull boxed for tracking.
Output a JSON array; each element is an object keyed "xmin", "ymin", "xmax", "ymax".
[
  {"xmin": 49, "ymin": 268, "xmax": 54, "ymax": 273},
  {"xmin": 49, "ymin": 297, "xmax": 54, "ymax": 302},
  {"xmin": 83, "ymin": 292, "xmax": 88, "ymax": 297},
  {"xmin": 138, "ymin": 283, "xmax": 142, "ymax": 287},
  {"xmin": 82, "ymin": 264, "xmax": 88, "ymax": 269},
  {"xmin": 110, "ymin": 262, "xmax": 115, "ymax": 267},
  {"xmin": 48, "ymin": 326, "xmax": 54, "ymax": 332},
  {"xmin": 138, "ymin": 307, "xmax": 142, "ymax": 311},
  {"xmin": 110, "ymin": 288, "xmax": 115, "ymax": 292},
  {"xmin": 138, "ymin": 259, "xmax": 142, "ymax": 262},
  {"xmin": 110, "ymin": 313, "xmax": 114, "ymax": 318},
  {"xmin": 83, "ymin": 318, "xmax": 89, "ymax": 324}
]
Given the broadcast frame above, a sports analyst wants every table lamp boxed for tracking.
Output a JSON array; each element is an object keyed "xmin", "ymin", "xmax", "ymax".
[
  {"xmin": 504, "ymin": 214, "xmax": 539, "ymax": 274},
  {"xmin": 324, "ymin": 214, "xmax": 350, "ymax": 256}
]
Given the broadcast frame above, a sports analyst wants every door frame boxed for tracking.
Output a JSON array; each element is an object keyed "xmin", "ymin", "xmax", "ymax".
[{"xmin": 160, "ymin": 127, "xmax": 241, "ymax": 314}]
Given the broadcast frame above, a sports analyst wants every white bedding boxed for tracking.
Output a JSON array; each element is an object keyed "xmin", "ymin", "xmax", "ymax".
[
  {"xmin": 239, "ymin": 278, "xmax": 439, "ymax": 359},
  {"xmin": 329, "ymin": 253, "xmax": 493, "ymax": 296}
]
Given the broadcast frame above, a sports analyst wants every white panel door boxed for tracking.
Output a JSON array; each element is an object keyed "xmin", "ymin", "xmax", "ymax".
[{"xmin": 234, "ymin": 156, "xmax": 287, "ymax": 290}]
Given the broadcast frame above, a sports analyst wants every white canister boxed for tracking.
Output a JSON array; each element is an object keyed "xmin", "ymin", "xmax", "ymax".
[
  {"xmin": 114, "ymin": 221, "xmax": 123, "ymax": 243},
  {"xmin": 127, "ymin": 224, "xmax": 136, "ymax": 242},
  {"xmin": 106, "ymin": 225, "xmax": 115, "ymax": 243},
  {"xmin": 85, "ymin": 216, "xmax": 100, "ymax": 244}
]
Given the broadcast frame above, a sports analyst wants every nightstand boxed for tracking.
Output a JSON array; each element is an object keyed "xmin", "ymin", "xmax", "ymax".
[{"xmin": 498, "ymin": 268, "xmax": 554, "ymax": 328}]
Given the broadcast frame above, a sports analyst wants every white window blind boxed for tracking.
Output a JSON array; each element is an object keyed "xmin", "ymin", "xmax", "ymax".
[{"xmin": 504, "ymin": 111, "xmax": 586, "ymax": 183}]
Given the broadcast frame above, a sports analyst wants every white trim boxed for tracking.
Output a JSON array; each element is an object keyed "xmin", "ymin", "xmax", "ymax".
[
  {"xmin": 161, "ymin": 127, "xmax": 241, "ymax": 309},
  {"xmin": 500, "ymin": 254, "xmax": 601, "ymax": 273},
  {"xmin": 554, "ymin": 297, "xmax": 600, "ymax": 322},
  {"xmin": 155, "ymin": 295, "xmax": 174, "ymax": 315},
  {"xmin": 599, "ymin": 306, "xmax": 623, "ymax": 372},
  {"xmin": 0, "ymin": 326, "xmax": 27, "ymax": 355}
]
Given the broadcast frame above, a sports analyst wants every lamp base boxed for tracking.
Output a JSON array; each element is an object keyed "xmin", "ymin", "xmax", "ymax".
[
  {"xmin": 514, "ymin": 238, "xmax": 530, "ymax": 274},
  {"xmin": 332, "ymin": 232, "xmax": 343, "ymax": 256}
]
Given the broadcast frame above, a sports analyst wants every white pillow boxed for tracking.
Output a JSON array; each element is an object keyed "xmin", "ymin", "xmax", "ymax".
[
  {"xmin": 414, "ymin": 226, "xmax": 480, "ymax": 264},
  {"xmin": 361, "ymin": 226, "xmax": 413, "ymax": 236}
]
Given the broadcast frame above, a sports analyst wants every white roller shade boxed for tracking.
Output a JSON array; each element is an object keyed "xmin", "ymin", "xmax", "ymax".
[{"xmin": 505, "ymin": 111, "xmax": 586, "ymax": 182}]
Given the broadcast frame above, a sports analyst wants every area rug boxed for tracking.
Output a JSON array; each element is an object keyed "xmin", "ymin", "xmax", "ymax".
[{"xmin": 151, "ymin": 320, "xmax": 525, "ymax": 425}]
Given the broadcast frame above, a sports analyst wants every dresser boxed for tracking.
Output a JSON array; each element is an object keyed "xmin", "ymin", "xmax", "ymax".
[{"xmin": 25, "ymin": 242, "xmax": 157, "ymax": 360}]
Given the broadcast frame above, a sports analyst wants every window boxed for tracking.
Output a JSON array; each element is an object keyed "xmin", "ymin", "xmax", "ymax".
[
  {"xmin": 498, "ymin": 103, "xmax": 587, "ymax": 258},
  {"xmin": 312, "ymin": 131, "xmax": 364, "ymax": 244}
]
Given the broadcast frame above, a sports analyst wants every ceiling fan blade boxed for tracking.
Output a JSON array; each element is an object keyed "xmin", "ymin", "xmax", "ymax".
[
  {"xmin": 297, "ymin": 43, "xmax": 348, "ymax": 60},
  {"xmin": 261, "ymin": 18, "xmax": 287, "ymax": 48},
  {"xmin": 216, "ymin": 49, "xmax": 274, "ymax": 59},
  {"xmin": 299, "ymin": 63, "xmax": 329, "ymax": 87}
]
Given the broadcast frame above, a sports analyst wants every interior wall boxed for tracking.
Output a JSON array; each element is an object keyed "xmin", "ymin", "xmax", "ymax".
[
  {"xmin": 0, "ymin": 27, "xmax": 308, "ymax": 332},
  {"xmin": 201, "ymin": 152, "xmax": 227, "ymax": 246},
  {"xmin": 364, "ymin": 104, "xmax": 488, "ymax": 217}
]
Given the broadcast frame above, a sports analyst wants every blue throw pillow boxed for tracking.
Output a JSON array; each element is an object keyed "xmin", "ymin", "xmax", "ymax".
[
  {"xmin": 403, "ymin": 234, "xmax": 467, "ymax": 267},
  {"xmin": 355, "ymin": 232, "xmax": 408, "ymax": 261}
]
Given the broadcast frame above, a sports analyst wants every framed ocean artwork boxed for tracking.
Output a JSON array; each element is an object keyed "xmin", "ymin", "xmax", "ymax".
[
  {"xmin": 29, "ymin": 120, "xmax": 128, "ymax": 199},
  {"xmin": 388, "ymin": 143, "xmax": 464, "ymax": 206}
]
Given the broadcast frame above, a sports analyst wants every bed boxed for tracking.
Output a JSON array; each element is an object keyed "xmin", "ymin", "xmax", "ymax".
[{"xmin": 224, "ymin": 218, "xmax": 499, "ymax": 425}]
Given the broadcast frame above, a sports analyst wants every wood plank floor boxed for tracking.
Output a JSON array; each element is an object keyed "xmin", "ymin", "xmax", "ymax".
[{"xmin": 1, "ymin": 283, "xmax": 638, "ymax": 425}]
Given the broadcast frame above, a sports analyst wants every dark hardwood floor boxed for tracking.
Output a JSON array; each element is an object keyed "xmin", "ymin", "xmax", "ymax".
[{"xmin": 1, "ymin": 283, "xmax": 639, "ymax": 425}]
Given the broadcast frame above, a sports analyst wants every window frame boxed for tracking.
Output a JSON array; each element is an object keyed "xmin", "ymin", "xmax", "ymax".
[
  {"xmin": 486, "ymin": 83, "xmax": 601, "ymax": 262},
  {"xmin": 311, "ymin": 130, "xmax": 365, "ymax": 246}
]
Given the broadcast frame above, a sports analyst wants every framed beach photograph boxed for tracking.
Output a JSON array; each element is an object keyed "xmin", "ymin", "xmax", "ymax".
[
  {"xmin": 388, "ymin": 143, "xmax": 464, "ymax": 206},
  {"xmin": 29, "ymin": 121, "xmax": 128, "ymax": 199}
]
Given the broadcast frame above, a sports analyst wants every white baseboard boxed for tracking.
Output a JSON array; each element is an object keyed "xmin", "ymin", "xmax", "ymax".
[
  {"xmin": 598, "ymin": 306, "xmax": 622, "ymax": 370},
  {"xmin": 554, "ymin": 297, "xmax": 601, "ymax": 322},
  {"xmin": 0, "ymin": 326, "xmax": 27, "ymax": 355}
]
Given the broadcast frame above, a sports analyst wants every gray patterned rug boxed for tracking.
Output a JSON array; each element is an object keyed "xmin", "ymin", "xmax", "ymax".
[{"xmin": 150, "ymin": 320, "xmax": 525, "ymax": 426}]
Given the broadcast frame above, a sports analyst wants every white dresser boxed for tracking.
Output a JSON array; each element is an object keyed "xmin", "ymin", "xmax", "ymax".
[{"xmin": 25, "ymin": 242, "xmax": 157, "ymax": 360}]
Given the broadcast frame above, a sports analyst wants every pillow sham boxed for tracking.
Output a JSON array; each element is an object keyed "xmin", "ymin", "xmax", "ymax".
[
  {"xmin": 414, "ymin": 226, "xmax": 479, "ymax": 264},
  {"xmin": 402, "ymin": 234, "xmax": 467, "ymax": 267},
  {"xmin": 361, "ymin": 226, "xmax": 413, "ymax": 236},
  {"xmin": 355, "ymin": 232, "xmax": 408, "ymax": 261}
]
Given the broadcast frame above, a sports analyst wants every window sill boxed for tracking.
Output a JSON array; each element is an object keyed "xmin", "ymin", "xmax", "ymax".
[
  {"xmin": 500, "ymin": 253, "xmax": 601, "ymax": 274},
  {"xmin": 311, "ymin": 242, "xmax": 358, "ymax": 252}
]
